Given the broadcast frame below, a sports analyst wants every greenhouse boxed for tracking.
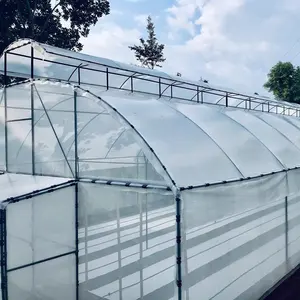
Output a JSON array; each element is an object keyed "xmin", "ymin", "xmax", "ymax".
[{"xmin": 1, "ymin": 39, "xmax": 300, "ymax": 299}]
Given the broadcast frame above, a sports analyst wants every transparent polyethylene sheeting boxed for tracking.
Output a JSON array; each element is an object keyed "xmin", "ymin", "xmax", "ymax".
[
  {"xmin": 0, "ymin": 173, "xmax": 70, "ymax": 201},
  {"xmin": 5, "ymin": 81, "xmax": 300, "ymax": 187},
  {"xmin": 77, "ymin": 182, "xmax": 176, "ymax": 300},
  {"xmin": 180, "ymin": 169, "xmax": 300, "ymax": 300},
  {"xmin": 6, "ymin": 184, "xmax": 76, "ymax": 300}
]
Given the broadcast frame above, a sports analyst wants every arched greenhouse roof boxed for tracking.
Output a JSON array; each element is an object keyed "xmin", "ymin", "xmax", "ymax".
[{"xmin": 1, "ymin": 40, "xmax": 300, "ymax": 190}]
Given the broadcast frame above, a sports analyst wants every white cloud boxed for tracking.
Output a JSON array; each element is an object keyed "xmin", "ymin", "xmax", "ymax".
[
  {"xmin": 134, "ymin": 14, "xmax": 149, "ymax": 27},
  {"xmin": 81, "ymin": 22, "xmax": 140, "ymax": 63},
  {"xmin": 79, "ymin": 0, "xmax": 300, "ymax": 96},
  {"xmin": 163, "ymin": 0, "xmax": 300, "ymax": 94}
]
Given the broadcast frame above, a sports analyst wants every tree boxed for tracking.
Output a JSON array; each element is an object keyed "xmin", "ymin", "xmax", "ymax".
[
  {"xmin": 129, "ymin": 16, "xmax": 166, "ymax": 69},
  {"xmin": 0, "ymin": 0, "xmax": 110, "ymax": 54},
  {"xmin": 264, "ymin": 61, "xmax": 300, "ymax": 103},
  {"xmin": 0, "ymin": 0, "xmax": 110, "ymax": 86}
]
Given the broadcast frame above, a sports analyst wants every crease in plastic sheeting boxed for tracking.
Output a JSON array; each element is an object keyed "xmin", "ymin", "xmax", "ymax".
[
  {"xmin": 70, "ymin": 84, "xmax": 177, "ymax": 193},
  {"xmin": 215, "ymin": 107, "xmax": 286, "ymax": 170},
  {"xmin": 160, "ymin": 100, "xmax": 246, "ymax": 179},
  {"xmin": 253, "ymin": 112, "xmax": 300, "ymax": 151}
]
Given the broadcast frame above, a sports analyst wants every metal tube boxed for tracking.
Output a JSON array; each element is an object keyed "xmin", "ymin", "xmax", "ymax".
[
  {"xmin": 159, "ymin": 78, "xmax": 161, "ymax": 97},
  {"xmin": 78, "ymin": 67, "xmax": 81, "ymax": 85},
  {"xmin": 75, "ymin": 183, "xmax": 79, "ymax": 300},
  {"xmin": 74, "ymin": 91, "xmax": 78, "ymax": 178},
  {"xmin": 176, "ymin": 194, "xmax": 182, "ymax": 300},
  {"xmin": 145, "ymin": 157, "xmax": 148, "ymax": 249},
  {"xmin": 31, "ymin": 46, "xmax": 35, "ymax": 174},
  {"xmin": 4, "ymin": 53, "xmax": 8, "ymax": 172},
  {"xmin": 106, "ymin": 67, "xmax": 109, "ymax": 90},
  {"xmin": 0, "ymin": 208, "xmax": 8, "ymax": 300},
  {"xmin": 117, "ymin": 198, "xmax": 123, "ymax": 300},
  {"xmin": 285, "ymin": 196, "xmax": 289, "ymax": 270},
  {"xmin": 139, "ymin": 194, "xmax": 144, "ymax": 299}
]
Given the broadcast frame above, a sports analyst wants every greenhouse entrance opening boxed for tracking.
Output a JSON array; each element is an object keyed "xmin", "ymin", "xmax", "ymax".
[{"xmin": 1, "ymin": 39, "xmax": 300, "ymax": 299}]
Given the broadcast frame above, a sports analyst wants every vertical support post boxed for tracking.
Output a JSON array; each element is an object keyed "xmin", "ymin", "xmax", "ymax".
[
  {"xmin": 159, "ymin": 78, "xmax": 161, "ymax": 98},
  {"xmin": 171, "ymin": 84, "xmax": 173, "ymax": 99},
  {"xmin": 75, "ymin": 183, "xmax": 79, "ymax": 300},
  {"xmin": 106, "ymin": 68, "xmax": 109, "ymax": 90},
  {"xmin": 196, "ymin": 86, "xmax": 199, "ymax": 103},
  {"xmin": 249, "ymin": 99, "xmax": 252, "ymax": 110},
  {"xmin": 145, "ymin": 156, "xmax": 148, "ymax": 249},
  {"xmin": 0, "ymin": 208, "xmax": 8, "ymax": 300},
  {"xmin": 225, "ymin": 93, "xmax": 228, "ymax": 107},
  {"xmin": 262, "ymin": 103, "xmax": 264, "ymax": 112},
  {"xmin": 201, "ymin": 91, "xmax": 204, "ymax": 104},
  {"xmin": 4, "ymin": 53, "xmax": 8, "ymax": 172},
  {"xmin": 77, "ymin": 67, "xmax": 81, "ymax": 86},
  {"xmin": 117, "ymin": 199, "xmax": 123, "ymax": 300},
  {"xmin": 276, "ymin": 106, "xmax": 278, "ymax": 114},
  {"xmin": 285, "ymin": 196, "xmax": 289, "ymax": 270},
  {"xmin": 74, "ymin": 90, "xmax": 78, "ymax": 178},
  {"xmin": 130, "ymin": 76, "xmax": 133, "ymax": 93},
  {"xmin": 31, "ymin": 46, "xmax": 35, "ymax": 174},
  {"xmin": 267, "ymin": 102, "xmax": 270, "ymax": 112},
  {"xmin": 139, "ymin": 194, "xmax": 144, "ymax": 299},
  {"xmin": 84, "ymin": 197, "xmax": 88, "ymax": 283},
  {"xmin": 175, "ymin": 192, "xmax": 182, "ymax": 300}
]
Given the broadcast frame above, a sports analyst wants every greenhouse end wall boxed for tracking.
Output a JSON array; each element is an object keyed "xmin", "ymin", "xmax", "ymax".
[{"xmin": 1, "ymin": 183, "xmax": 77, "ymax": 300}]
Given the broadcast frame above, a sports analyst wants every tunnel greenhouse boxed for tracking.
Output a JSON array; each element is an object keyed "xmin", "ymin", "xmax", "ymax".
[{"xmin": 0, "ymin": 39, "xmax": 300, "ymax": 299}]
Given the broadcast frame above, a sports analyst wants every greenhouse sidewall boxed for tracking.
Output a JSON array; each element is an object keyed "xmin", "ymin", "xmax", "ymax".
[
  {"xmin": 180, "ymin": 169, "xmax": 300, "ymax": 300},
  {"xmin": 1, "ymin": 183, "xmax": 77, "ymax": 300},
  {"xmin": 77, "ymin": 181, "xmax": 177, "ymax": 300}
]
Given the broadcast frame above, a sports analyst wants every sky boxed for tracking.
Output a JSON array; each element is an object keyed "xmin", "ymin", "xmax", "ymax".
[{"xmin": 79, "ymin": 0, "xmax": 300, "ymax": 96}]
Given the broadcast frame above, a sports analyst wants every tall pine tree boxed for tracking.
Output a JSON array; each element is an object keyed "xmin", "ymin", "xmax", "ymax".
[{"xmin": 129, "ymin": 16, "xmax": 166, "ymax": 69}]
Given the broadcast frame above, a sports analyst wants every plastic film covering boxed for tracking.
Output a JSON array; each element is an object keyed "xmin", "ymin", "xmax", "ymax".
[
  {"xmin": 2, "ymin": 39, "xmax": 300, "ymax": 116},
  {"xmin": 286, "ymin": 169, "xmax": 300, "ymax": 271},
  {"xmin": 0, "ymin": 173, "xmax": 70, "ymax": 201},
  {"xmin": 35, "ymin": 82, "xmax": 165, "ymax": 183},
  {"xmin": 78, "ymin": 182, "xmax": 176, "ymax": 300},
  {"xmin": 6, "ymin": 184, "xmax": 76, "ymax": 299},
  {"xmin": 96, "ymin": 93, "xmax": 243, "ymax": 187},
  {"xmin": 179, "ymin": 170, "xmax": 300, "ymax": 300},
  {"xmin": 167, "ymin": 102, "xmax": 284, "ymax": 176},
  {"xmin": 219, "ymin": 107, "xmax": 300, "ymax": 168},
  {"xmin": 7, "ymin": 81, "xmax": 300, "ymax": 188}
]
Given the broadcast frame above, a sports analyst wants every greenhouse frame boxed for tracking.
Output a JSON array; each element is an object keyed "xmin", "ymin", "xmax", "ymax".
[{"xmin": 1, "ymin": 39, "xmax": 300, "ymax": 299}]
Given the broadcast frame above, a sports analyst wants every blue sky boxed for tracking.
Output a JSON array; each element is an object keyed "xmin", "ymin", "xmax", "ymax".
[{"xmin": 80, "ymin": 0, "xmax": 300, "ymax": 96}]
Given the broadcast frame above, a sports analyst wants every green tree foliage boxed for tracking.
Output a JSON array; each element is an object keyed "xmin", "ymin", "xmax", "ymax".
[
  {"xmin": 0, "ymin": 0, "xmax": 110, "ymax": 54},
  {"xmin": 129, "ymin": 16, "xmax": 166, "ymax": 69},
  {"xmin": 0, "ymin": 0, "xmax": 110, "ymax": 86},
  {"xmin": 264, "ymin": 61, "xmax": 300, "ymax": 103}
]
